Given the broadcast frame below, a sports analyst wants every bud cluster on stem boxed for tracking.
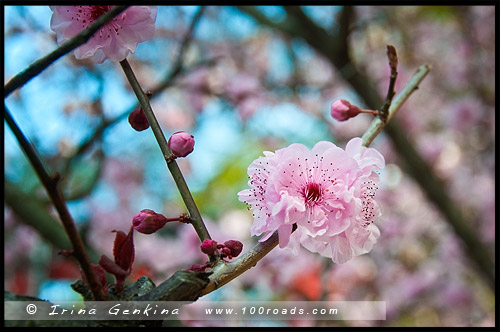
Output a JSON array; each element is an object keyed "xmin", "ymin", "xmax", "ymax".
[{"xmin": 190, "ymin": 239, "xmax": 244, "ymax": 272}]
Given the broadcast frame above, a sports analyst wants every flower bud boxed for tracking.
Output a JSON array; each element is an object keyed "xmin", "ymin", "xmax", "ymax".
[
  {"xmin": 330, "ymin": 99, "xmax": 363, "ymax": 121},
  {"xmin": 200, "ymin": 239, "xmax": 218, "ymax": 255},
  {"xmin": 128, "ymin": 107, "xmax": 150, "ymax": 131},
  {"xmin": 132, "ymin": 209, "xmax": 169, "ymax": 234},
  {"xmin": 223, "ymin": 240, "xmax": 243, "ymax": 258},
  {"xmin": 168, "ymin": 131, "xmax": 195, "ymax": 157},
  {"xmin": 220, "ymin": 247, "xmax": 232, "ymax": 258}
]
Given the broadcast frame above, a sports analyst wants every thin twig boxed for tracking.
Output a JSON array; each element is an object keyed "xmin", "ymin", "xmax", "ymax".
[
  {"xmin": 118, "ymin": 59, "xmax": 216, "ymax": 259},
  {"xmin": 378, "ymin": 45, "xmax": 398, "ymax": 122},
  {"xmin": 4, "ymin": 106, "xmax": 107, "ymax": 301},
  {"xmin": 200, "ymin": 64, "xmax": 431, "ymax": 296},
  {"xmin": 4, "ymin": 6, "xmax": 128, "ymax": 98},
  {"xmin": 362, "ymin": 64, "xmax": 431, "ymax": 147},
  {"xmin": 163, "ymin": 6, "xmax": 206, "ymax": 81}
]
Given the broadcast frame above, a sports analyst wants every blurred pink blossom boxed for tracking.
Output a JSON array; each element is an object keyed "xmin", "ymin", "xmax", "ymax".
[
  {"xmin": 181, "ymin": 68, "xmax": 213, "ymax": 113},
  {"xmin": 444, "ymin": 98, "xmax": 483, "ymax": 132},
  {"xmin": 238, "ymin": 137, "xmax": 385, "ymax": 264},
  {"xmin": 237, "ymin": 96, "xmax": 264, "ymax": 121},
  {"xmin": 225, "ymin": 73, "xmax": 261, "ymax": 103},
  {"xmin": 152, "ymin": 97, "xmax": 195, "ymax": 130},
  {"xmin": 50, "ymin": 6, "xmax": 157, "ymax": 63}
]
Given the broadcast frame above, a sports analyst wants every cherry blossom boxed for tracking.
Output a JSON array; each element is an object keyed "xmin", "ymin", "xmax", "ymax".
[
  {"xmin": 238, "ymin": 137, "xmax": 384, "ymax": 263},
  {"xmin": 50, "ymin": 6, "xmax": 157, "ymax": 63}
]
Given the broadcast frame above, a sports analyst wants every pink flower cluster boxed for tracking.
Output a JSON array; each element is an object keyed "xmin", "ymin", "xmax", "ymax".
[
  {"xmin": 50, "ymin": 6, "xmax": 157, "ymax": 63},
  {"xmin": 238, "ymin": 137, "xmax": 384, "ymax": 264}
]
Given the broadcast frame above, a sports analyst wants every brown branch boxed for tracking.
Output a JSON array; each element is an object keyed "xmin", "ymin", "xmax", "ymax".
[
  {"xmin": 4, "ymin": 107, "xmax": 107, "ymax": 300},
  {"xmin": 378, "ymin": 45, "xmax": 398, "ymax": 122}
]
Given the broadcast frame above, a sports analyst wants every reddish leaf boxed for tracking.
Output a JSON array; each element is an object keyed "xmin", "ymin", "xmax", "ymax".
[{"xmin": 111, "ymin": 226, "xmax": 135, "ymax": 272}]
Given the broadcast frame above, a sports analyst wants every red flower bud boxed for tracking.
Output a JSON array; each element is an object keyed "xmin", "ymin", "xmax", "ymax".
[
  {"xmin": 128, "ymin": 107, "xmax": 150, "ymax": 131},
  {"xmin": 132, "ymin": 209, "xmax": 169, "ymax": 234},
  {"xmin": 330, "ymin": 99, "xmax": 378, "ymax": 121},
  {"xmin": 200, "ymin": 239, "xmax": 218, "ymax": 255},
  {"xmin": 220, "ymin": 247, "xmax": 232, "ymax": 258},
  {"xmin": 223, "ymin": 240, "xmax": 243, "ymax": 258},
  {"xmin": 330, "ymin": 99, "xmax": 362, "ymax": 121},
  {"xmin": 168, "ymin": 131, "xmax": 195, "ymax": 157}
]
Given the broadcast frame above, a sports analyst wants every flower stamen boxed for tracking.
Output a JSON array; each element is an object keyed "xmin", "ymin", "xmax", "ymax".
[{"xmin": 302, "ymin": 182, "xmax": 323, "ymax": 205}]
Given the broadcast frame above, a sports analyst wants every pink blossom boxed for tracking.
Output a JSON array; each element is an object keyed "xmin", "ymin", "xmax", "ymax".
[
  {"xmin": 225, "ymin": 73, "xmax": 261, "ymax": 103},
  {"xmin": 238, "ymin": 137, "xmax": 384, "ymax": 264},
  {"xmin": 50, "ymin": 6, "xmax": 157, "ymax": 63}
]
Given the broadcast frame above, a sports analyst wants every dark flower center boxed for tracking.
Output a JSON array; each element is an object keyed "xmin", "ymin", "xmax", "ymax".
[
  {"xmin": 90, "ymin": 6, "xmax": 113, "ymax": 20},
  {"xmin": 303, "ymin": 182, "xmax": 323, "ymax": 204}
]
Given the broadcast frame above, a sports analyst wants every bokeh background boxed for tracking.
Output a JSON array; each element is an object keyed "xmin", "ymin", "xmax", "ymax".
[{"xmin": 4, "ymin": 5, "xmax": 495, "ymax": 327}]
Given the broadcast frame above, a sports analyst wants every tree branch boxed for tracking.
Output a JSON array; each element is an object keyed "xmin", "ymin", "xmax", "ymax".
[
  {"xmin": 4, "ymin": 6, "xmax": 128, "ymax": 98},
  {"xmin": 362, "ymin": 64, "xmax": 430, "ymax": 147},
  {"xmin": 4, "ymin": 106, "xmax": 107, "ymax": 300}
]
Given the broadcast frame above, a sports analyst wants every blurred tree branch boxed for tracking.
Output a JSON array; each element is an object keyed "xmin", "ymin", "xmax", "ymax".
[
  {"xmin": 5, "ymin": 106, "xmax": 107, "ymax": 300},
  {"xmin": 5, "ymin": 179, "xmax": 72, "ymax": 251},
  {"xmin": 5, "ymin": 178, "xmax": 100, "ymax": 262},
  {"xmin": 238, "ymin": 5, "xmax": 495, "ymax": 291}
]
